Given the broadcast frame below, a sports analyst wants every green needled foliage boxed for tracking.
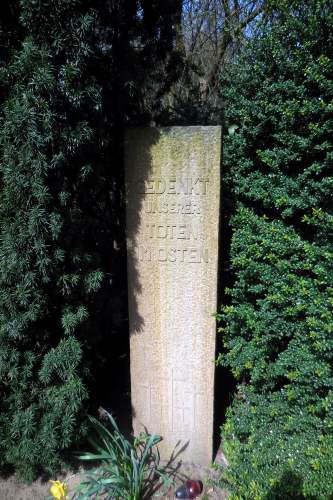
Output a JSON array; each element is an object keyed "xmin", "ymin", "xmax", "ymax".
[
  {"xmin": 0, "ymin": 5, "xmax": 96, "ymax": 478},
  {"xmin": 0, "ymin": 0, "xmax": 182, "ymax": 480},
  {"xmin": 217, "ymin": 1, "xmax": 333, "ymax": 498}
]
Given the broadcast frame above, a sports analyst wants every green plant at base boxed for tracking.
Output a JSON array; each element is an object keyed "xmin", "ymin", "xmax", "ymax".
[{"xmin": 76, "ymin": 412, "xmax": 172, "ymax": 500}]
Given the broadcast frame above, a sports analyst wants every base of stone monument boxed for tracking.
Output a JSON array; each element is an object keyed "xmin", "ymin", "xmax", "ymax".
[{"xmin": 150, "ymin": 452, "xmax": 229, "ymax": 499}]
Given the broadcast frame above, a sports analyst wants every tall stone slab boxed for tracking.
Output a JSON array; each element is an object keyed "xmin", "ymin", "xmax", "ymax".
[{"xmin": 125, "ymin": 126, "xmax": 221, "ymax": 465}]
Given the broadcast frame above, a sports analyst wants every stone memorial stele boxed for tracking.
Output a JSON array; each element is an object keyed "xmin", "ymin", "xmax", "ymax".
[{"xmin": 125, "ymin": 126, "xmax": 221, "ymax": 465}]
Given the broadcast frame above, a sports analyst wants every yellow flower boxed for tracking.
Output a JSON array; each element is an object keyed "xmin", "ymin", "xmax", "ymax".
[{"xmin": 49, "ymin": 480, "xmax": 68, "ymax": 500}]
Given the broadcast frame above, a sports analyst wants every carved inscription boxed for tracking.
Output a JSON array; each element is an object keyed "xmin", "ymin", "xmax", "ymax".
[
  {"xmin": 139, "ymin": 371, "xmax": 205, "ymax": 432},
  {"xmin": 144, "ymin": 200, "xmax": 201, "ymax": 215},
  {"xmin": 138, "ymin": 381, "xmax": 163, "ymax": 424},
  {"xmin": 137, "ymin": 177, "xmax": 209, "ymax": 195},
  {"xmin": 146, "ymin": 223, "xmax": 199, "ymax": 240},
  {"xmin": 172, "ymin": 371, "xmax": 193, "ymax": 431},
  {"xmin": 136, "ymin": 176, "xmax": 209, "ymax": 264},
  {"xmin": 137, "ymin": 245, "xmax": 208, "ymax": 263}
]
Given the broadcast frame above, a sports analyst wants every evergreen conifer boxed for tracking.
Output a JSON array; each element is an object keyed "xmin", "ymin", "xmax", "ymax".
[{"xmin": 0, "ymin": 0, "xmax": 182, "ymax": 479}]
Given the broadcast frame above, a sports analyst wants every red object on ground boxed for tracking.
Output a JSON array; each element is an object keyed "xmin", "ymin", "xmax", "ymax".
[
  {"xmin": 175, "ymin": 480, "xmax": 203, "ymax": 499},
  {"xmin": 187, "ymin": 480, "xmax": 203, "ymax": 498}
]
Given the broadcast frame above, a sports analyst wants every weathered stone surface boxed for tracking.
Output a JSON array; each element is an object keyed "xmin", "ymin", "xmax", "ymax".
[{"xmin": 125, "ymin": 126, "xmax": 221, "ymax": 465}]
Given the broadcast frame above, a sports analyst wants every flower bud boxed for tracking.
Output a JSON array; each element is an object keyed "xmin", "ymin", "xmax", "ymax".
[{"xmin": 49, "ymin": 480, "xmax": 68, "ymax": 500}]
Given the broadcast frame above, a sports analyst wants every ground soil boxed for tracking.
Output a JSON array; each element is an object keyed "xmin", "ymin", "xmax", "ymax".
[{"xmin": 0, "ymin": 448, "xmax": 229, "ymax": 500}]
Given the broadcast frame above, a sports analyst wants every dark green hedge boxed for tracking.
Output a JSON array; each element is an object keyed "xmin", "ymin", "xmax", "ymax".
[
  {"xmin": 217, "ymin": 1, "xmax": 333, "ymax": 498},
  {"xmin": 0, "ymin": 0, "xmax": 182, "ymax": 480},
  {"xmin": 0, "ymin": 1, "xmax": 112, "ymax": 480}
]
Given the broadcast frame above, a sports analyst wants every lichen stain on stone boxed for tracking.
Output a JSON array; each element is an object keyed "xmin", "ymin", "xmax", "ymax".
[{"xmin": 125, "ymin": 126, "xmax": 221, "ymax": 466}]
